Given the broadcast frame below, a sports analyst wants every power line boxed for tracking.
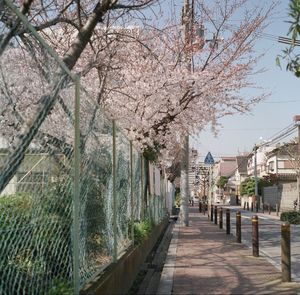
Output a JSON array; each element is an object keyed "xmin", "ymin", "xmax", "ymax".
[
  {"xmin": 262, "ymin": 100, "xmax": 300, "ymax": 104},
  {"xmin": 217, "ymin": 22, "xmax": 300, "ymax": 47},
  {"xmin": 261, "ymin": 124, "xmax": 297, "ymax": 147},
  {"xmin": 265, "ymin": 123, "xmax": 294, "ymax": 140}
]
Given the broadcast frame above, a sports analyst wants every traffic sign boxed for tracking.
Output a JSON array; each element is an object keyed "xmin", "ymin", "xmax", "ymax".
[{"xmin": 204, "ymin": 152, "xmax": 214, "ymax": 165}]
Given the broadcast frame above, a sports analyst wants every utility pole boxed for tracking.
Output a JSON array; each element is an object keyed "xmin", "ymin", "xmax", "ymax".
[
  {"xmin": 179, "ymin": 0, "xmax": 193, "ymax": 226},
  {"xmin": 294, "ymin": 115, "xmax": 300, "ymax": 211}
]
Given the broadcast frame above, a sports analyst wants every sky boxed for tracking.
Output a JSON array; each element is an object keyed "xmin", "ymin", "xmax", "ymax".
[{"xmin": 184, "ymin": 0, "xmax": 300, "ymax": 161}]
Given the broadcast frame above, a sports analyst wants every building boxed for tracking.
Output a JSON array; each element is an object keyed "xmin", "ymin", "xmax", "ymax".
[
  {"xmin": 213, "ymin": 157, "xmax": 236, "ymax": 203},
  {"xmin": 247, "ymin": 145, "xmax": 275, "ymax": 178},
  {"xmin": 188, "ymin": 148, "xmax": 198, "ymax": 195},
  {"xmin": 263, "ymin": 142, "xmax": 298, "ymax": 210}
]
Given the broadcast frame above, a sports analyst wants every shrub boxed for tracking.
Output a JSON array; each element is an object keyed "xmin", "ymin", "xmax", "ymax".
[
  {"xmin": 0, "ymin": 187, "xmax": 73, "ymax": 295},
  {"xmin": 133, "ymin": 219, "xmax": 153, "ymax": 245},
  {"xmin": 47, "ymin": 280, "xmax": 72, "ymax": 295},
  {"xmin": 175, "ymin": 192, "xmax": 181, "ymax": 208},
  {"xmin": 280, "ymin": 211, "xmax": 300, "ymax": 224}
]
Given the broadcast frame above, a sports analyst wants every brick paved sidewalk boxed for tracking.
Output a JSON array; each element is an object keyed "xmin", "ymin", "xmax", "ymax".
[{"xmin": 158, "ymin": 205, "xmax": 300, "ymax": 295}]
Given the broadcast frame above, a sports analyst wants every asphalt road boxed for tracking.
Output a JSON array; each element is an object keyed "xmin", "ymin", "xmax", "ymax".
[{"xmin": 221, "ymin": 206, "xmax": 300, "ymax": 283}]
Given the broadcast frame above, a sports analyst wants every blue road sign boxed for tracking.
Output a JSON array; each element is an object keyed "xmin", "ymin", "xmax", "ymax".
[{"xmin": 204, "ymin": 152, "xmax": 214, "ymax": 165}]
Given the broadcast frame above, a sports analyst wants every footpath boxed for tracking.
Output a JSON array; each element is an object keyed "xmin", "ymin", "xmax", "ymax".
[{"xmin": 157, "ymin": 205, "xmax": 300, "ymax": 295}]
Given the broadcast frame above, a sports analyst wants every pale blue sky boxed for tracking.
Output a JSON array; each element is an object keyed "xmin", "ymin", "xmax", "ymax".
[{"xmin": 187, "ymin": 0, "xmax": 300, "ymax": 160}]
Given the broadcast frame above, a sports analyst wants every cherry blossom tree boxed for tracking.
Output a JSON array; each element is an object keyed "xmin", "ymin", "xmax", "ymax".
[
  {"xmin": 0, "ymin": 0, "xmax": 276, "ymax": 193},
  {"xmin": 0, "ymin": 0, "xmax": 160, "ymax": 192}
]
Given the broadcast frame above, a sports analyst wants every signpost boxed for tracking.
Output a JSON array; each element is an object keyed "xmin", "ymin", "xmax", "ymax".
[
  {"xmin": 204, "ymin": 152, "xmax": 214, "ymax": 216},
  {"xmin": 204, "ymin": 152, "xmax": 214, "ymax": 165}
]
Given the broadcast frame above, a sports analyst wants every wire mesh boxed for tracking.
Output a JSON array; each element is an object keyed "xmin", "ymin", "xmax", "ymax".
[
  {"xmin": 0, "ymin": 1, "xmax": 170, "ymax": 294},
  {"xmin": 0, "ymin": 40, "xmax": 75, "ymax": 295},
  {"xmin": 115, "ymin": 126, "xmax": 132, "ymax": 256},
  {"xmin": 132, "ymin": 149, "xmax": 142, "ymax": 221},
  {"xmin": 77, "ymin": 96, "xmax": 114, "ymax": 286},
  {"xmin": 0, "ymin": 1, "xmax": 76, "ymax": 294}
]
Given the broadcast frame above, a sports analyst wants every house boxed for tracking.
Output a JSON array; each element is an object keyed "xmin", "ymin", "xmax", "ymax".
[
  {"xmin": 263, "ymin": 142, "xmax": 298, "ymax": 210},
  {"xmin": 213, "ymin": 157, "xmax": 236, "ymax": 203},
  {"xmin": 247, "ymin": 145, "xmax": 275, "ymax": 178},
  {"xmin": 227, "ymin": 156, "xmax": 248, "ymax": 199}
]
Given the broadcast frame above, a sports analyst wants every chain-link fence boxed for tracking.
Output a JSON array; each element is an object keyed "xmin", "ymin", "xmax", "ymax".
[{"xmin": 0, "ymin": 1, "xmax": 169, "ymax": 294}]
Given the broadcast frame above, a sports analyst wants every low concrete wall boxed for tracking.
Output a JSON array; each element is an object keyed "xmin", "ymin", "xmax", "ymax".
[{"xmin": 81, "ymin": 217, "xmax": 169, "ymax": 295}]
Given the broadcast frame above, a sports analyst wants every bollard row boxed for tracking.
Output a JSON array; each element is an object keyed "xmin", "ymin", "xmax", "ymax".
[
  {"xmin": 210, "ymin": 206, "xmax": 230, "ymax": 235},
  {"xmin": 209, "ymin": 205, "xmax": 291, "ymax": 283}
]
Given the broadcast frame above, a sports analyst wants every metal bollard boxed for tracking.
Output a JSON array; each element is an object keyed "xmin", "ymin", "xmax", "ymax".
[
  {"xmin": 243, "ymin": 202, "xmax": 246, "ymax": 210},
  {"xmin": 226, "ymin": 209, "xmax": 230, "ymax": 234},
  {"xmin": 281, "ymin": 223, "xmax": 291, "ymax": 282},
  {"xmin": 236, "ymin": 211, "xmax": 241, "ymax": 243},
  {"xmin": 251, "ymin": 202, "xmax": 254, "ymax": 212},
  {"xmin": 276, "ymin": 204, "xmax": 279, "ymax": 216},
  {"xmin": 219, "ymin": 207, "xmax": 223, "ymax": 229},
  {"xmin": 214, "ymin": 206, "xmax": 218, "ymax": 225},
  {"xmin": 252, "ymin": 215, "xmax": 259, "ymax": 257},
  {"xmin": 199, "ymin": 201, "xmax": 202, "ymax": 213},
  {"xmin": 268, "ymin": 203, "xmax": 271, "ymax": 215},
  {"xmin": 246, "ymin": 202, "xmax": 249, "ymax": 210},
  {"xmin": 211, "ymin": 205, "xmax": 214, "ymax": 222}
]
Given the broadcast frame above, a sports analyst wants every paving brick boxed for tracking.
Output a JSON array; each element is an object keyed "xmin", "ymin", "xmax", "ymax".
[{"xmin": 167, "ymin": 205, "xmax": 300, "ymax": 294}]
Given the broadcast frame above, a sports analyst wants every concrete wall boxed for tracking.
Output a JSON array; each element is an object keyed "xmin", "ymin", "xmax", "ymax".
[
  {"xmin": 263, "ymin": 186, "xmax": 279, "ymax": 208},
  {"xmin": 279, "ymin": 182, "xmax": 297, "ymax": 211},
  {"xmin": 81, "ymin": 218, "xmax": 169, "ymax": 295},
  {"xmin": 263, "ymin": 182, "xmax": 297, "ymax": 211}
]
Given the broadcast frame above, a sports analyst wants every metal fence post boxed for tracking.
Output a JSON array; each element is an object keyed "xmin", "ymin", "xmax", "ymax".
[
  {"xmin": 281, "ymin": 223, "xmax": 291, "ymax": 282},
  {"xmin": 73, "ymin": 75, "xmax": 81, "ymax": 295},
  {"xmin": 112, "ymin": 120, "xmax": 117, "ymax": 262},
  {"xmin": 236, "ymin": 211, "xmax": 241, "ymax": 243},
  {"xmin": 246, "ymin": 202, "xmax": 249, "ymax": 210},
  {"xmin": 140, "ymin": 155, "xmax": 144, "ymax": 219},
  {"xmin": 214, "ymin": 206, "xmax": 218, "ymax": 225},
  {"xmin": 219, "ymin": 207, "xmax": 223, "ymax": 229},
  {"xmin": 252, "ymin": 215, "xmax": 259, "ymax": 257},
  {"xmin": 130, "ymin": 141, "xmax": 134, "ymax": 244},
  {"xmin": 262, "ymin": 203, "xmax": 264, "ymax": 213},
  {"xmin": 211, "ymin": 205, "xmax": 214, "ymax": 222},
  {"xmin": 226, "ymin": 209, "xmax": 230, "ymax": 234},
  {"xmin": 199, "ymin": 201, "xmax": 202, "ymax": 213}
]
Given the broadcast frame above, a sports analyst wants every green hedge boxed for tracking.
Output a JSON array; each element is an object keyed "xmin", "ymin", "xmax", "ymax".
[{"xmin": 280, "ymin": 211, "xmax": 300, "ymax": 224}]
